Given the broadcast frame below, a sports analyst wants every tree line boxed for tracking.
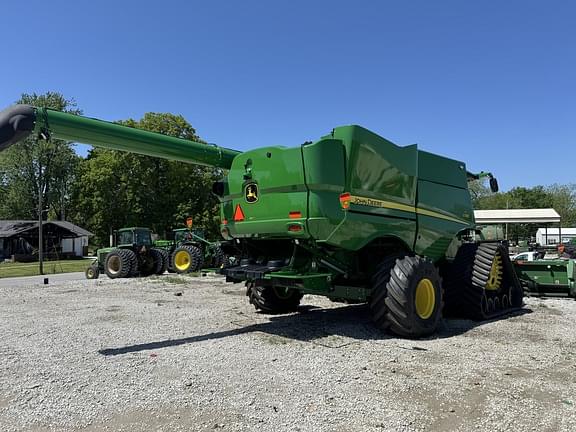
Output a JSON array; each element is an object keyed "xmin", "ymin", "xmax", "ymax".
[{"xmin": 0, "ymin": 92, "xmax": 221, "ymax": 247}]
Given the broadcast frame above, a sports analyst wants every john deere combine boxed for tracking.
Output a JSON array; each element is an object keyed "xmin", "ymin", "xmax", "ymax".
[{"xmin": 0, "ymin": 104, "xmax": 523, "ymax": 337}]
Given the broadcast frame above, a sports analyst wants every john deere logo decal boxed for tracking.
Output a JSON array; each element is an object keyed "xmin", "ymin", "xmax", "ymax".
[{"xmin": 245, "ymin": 183, "xmax": 259, "ymax": 203}]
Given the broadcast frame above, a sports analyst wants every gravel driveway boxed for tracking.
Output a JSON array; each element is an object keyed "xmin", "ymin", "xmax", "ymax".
[{"xmin": 0, "ymin": 274, "xmax": 575, "ymax": 431}]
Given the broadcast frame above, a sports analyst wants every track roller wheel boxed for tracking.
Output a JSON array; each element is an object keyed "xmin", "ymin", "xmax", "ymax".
[
  {"xmin": 444, "ymin": 242, "xmax": 523, "ymax": 320},
  {"xmin": 246, "ymin": 281, "xmax": 303, "ymax": 314},
  {"xmin": 369, "ymin": 255, "xmax": 443, "ymax": 338}
]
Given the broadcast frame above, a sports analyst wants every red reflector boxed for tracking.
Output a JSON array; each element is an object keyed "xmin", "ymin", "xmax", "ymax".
[
  {"xmin": 289, "ymin": 211, "xmax": 302, "ymax": 219},
  {"xmin": 222, "ymin": 219, "xmax": 228, "ymax": 225},
  {"xmin": 288, "ymin": 224, "xmax": 303, "ymax": 232},
  {"xmin": 233, "ymin": 205, "xmax": 245, "ymax": 222},
  {"xmin": 339, "ymin": 192, "xmax": 351, "ymax": 209}
]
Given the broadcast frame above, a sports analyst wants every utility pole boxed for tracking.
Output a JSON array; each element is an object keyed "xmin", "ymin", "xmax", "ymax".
[{"xmin": 38, "ymin": 186, "xmax": 44, "ymax": 275}]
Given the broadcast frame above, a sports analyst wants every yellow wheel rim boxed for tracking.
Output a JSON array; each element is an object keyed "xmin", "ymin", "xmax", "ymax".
[
  {"xmin": 415, "ymin": 278, "xmax": 436, "ymax": 319},
  {"xmin": 486, "ymin": 254, "xmax": 503, "ymax": 291},
  {"xmin": 174, "ymin": 250, "xmax": 191, "ymax": 271}
]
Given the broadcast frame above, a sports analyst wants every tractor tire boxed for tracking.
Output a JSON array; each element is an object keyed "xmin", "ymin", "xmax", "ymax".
[
  {"xmin": 127, "ymin": 250, "xmax": 139, "ymax": 277},
  {"xmin": 211, "ymin": 245, "xmax": 225, "ymax": 268},
  {"xmin": 171, "ymin": 245, "xmax": 203, "ymax": 273},
  {"xmin": 369, "ymin": 255, "xmax": 443, "ymax": 338},
  {"xmin": 85, "ymin": 264, "xmax": 100, "ymax": 280},
  {"xmin": 151, "ymin": 248, "xmax": 167, "ymax": 275},
  {"xmin": 246, "ymin": 281, "xmax": 303, "ymax": 314},
  {"xmin": 443, "ymin": 242, "xmax": 523, "ymax": 320},
  {"xmin": 104, "ymin": 249, "xmax": 134, "ymax": 279},
  {"xmin": 139, "ymin": 250, "xmax": 163, "ymax": 277}
]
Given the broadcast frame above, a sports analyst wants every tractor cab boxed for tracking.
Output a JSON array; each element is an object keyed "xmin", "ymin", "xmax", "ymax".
[{"xmin": 115, "ymin": 227, "xmax": 153, "ymax": 248}]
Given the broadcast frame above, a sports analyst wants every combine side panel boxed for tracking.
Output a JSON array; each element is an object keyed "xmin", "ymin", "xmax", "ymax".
[
  {"xmin": 415, "ymin": 151, "xmax": 475, "ymax": 261},
  {"xmin": 302, "ymin": 138, "xmax": 347, "ymax": 241},
  {"xmin": 322, "ymin": 125, "xmax": 418, "ymax": 251}
]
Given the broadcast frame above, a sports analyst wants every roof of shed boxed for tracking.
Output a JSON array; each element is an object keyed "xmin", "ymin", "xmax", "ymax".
[
  {"xmin": 474, "ymin": 209, "xmax": 561, "ymax": 224},
  {"xmin": 0, "ymin": 220, "xmax": 92, "ymax": 237}
]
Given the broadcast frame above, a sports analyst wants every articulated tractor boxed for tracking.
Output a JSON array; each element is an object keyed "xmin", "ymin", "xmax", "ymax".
[{"xmin": 0, "ymin": 104, "xmax": 523, "ymax": 337}]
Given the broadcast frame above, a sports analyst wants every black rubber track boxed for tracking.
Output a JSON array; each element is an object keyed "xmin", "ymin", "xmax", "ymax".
[
  {"xmin": 246, "ymin": 282, "xmax": 303, "ymax": 314},
  {"xmin": 369, "ymin": 255, "xmax": 443, "ymax": 338},
  {"xmin": 443, "ymin": 242, "xmax": 523, "ymax": 320}
]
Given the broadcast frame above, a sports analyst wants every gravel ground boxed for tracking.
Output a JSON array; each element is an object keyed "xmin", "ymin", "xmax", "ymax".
[{"xmin": 0, "ymin": 274, "xmax": 575, "ymax": 432}]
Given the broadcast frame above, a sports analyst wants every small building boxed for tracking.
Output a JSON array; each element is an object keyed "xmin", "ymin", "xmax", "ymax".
[
  {"xmin": 536, "ymin": 227, "xmax": 576, "ymax": 245},
  {"xmin": 0, "ymin": 220, "xmax": 92, "ymax": 261}
]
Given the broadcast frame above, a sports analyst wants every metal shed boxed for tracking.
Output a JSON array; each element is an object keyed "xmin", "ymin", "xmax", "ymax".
[{"xmin": 0, "ymin": 220, "xmax": 92, "ymax": 261}]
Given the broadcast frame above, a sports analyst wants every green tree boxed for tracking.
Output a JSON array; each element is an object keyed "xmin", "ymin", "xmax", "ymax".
[
  {"xmin": 546, "ymin": 184, "xmax": 576, "ymax": 227},
  {"xmin": 69, "ymin": 113, "xmax": 221, "ymax": 246},
  {"xmin": 0, "ymin": 92, "xmax": 81, "ymax": 220}
]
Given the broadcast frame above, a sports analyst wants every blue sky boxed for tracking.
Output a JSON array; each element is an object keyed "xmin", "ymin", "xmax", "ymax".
[{"xmin": 1, "ymin": 1, "xmax": 574, "ymax": 191}]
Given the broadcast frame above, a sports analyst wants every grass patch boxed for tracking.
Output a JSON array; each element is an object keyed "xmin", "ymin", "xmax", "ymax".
[{"xmin": 0, "ymin": 259, "xmax": 94, "ymax": 278}]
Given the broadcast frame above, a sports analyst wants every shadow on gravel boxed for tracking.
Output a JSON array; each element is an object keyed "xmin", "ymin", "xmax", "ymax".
[{"xmin": 99, "ymin": 304, "xmax": 533, "ymax": 356}]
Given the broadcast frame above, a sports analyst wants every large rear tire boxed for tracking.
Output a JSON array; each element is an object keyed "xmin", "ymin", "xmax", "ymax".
[
  {"xmin": 171, "ymin": 245, "xmax": 203, "ymax": 273},
  {"xmin": 247, "ymin": 282, "xmax": 303, "ymax": 314},
  {"xmin": 369, "ymin": 255, "xmax": 443, "ymax": 338},
  {"xmin": 151, "ymin": 248, "xmax": 167, "ymax": 275},
  {"xmin": 157, "ymin": 249, "xmax": 169, "ymax": 274},
  {"xmin": 104, "ymin": 249, "xmax": 134, "ymax": 279}
]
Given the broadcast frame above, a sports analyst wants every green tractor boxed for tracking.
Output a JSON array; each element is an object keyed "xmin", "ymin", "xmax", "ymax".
[
  {"xmin": 0, "ymin": 104, "xmax": 524, "ymax": 338},
  {"xmin": 154, "ymin": 227, "xmax": 227, "ymax": 274},
  {"xmin": 85, "ymin": 227, "xmax": 168, "ymax": 279}
]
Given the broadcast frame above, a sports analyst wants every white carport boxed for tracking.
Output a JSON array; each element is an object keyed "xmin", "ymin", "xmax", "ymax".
[{"xmin": 473, "ymin": 208, "xmax": 561, "ymax": 243}]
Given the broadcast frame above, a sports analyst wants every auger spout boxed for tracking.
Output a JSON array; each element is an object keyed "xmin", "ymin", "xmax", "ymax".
[{"xmin": 0, "ymin": 104, "xmax": 240, "ymax": 169}]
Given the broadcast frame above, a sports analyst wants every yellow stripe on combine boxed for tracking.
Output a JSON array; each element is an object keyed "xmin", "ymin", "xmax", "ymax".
[{"xmin": 349, "ymin": 195, "xmax": 469, "ymax": 225}]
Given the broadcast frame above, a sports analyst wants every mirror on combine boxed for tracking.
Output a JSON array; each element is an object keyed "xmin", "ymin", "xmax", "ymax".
[{"xmin": 490, "ymin": 177, "xmax": 499, "ymax": 193}]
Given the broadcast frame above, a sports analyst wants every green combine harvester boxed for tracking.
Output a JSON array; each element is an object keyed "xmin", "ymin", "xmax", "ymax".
[
  {"xmin": 0, "ymin": 104, "xmax": 523, "ymax": 337},
  {"xmin": 85, "ymin": 227, "xmax": 168, "ymax": 279}
]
